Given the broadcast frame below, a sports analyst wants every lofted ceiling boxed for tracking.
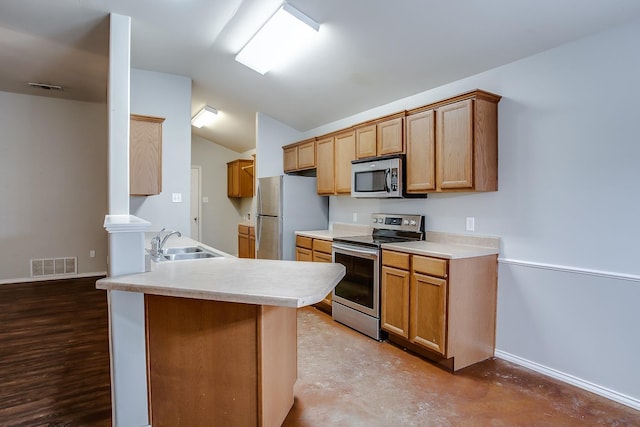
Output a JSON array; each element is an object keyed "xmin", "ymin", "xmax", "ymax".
[{"xmin": 2, "ymin": 0, "xmax": 640, "ymax": 153}]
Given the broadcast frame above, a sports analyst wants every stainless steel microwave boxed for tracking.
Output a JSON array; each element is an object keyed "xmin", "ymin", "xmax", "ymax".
[{"xmin": 351, "ymin": 155, "xmax": 403, "ymax": 198}]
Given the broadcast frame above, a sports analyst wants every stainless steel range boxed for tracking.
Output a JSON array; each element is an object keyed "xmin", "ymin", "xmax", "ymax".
[{"xmin": 331, "ymin": 213, "xmax": 424, "ymax": 340}]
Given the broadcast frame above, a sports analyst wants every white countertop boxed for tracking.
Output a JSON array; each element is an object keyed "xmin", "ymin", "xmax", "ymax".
[
  {"xmin": 381, "ymin": 240, "xmax": 499, "ymax": 259},
  {"xmin": 296, "ymin": 222, "xmax": 372, "ymax": 241},
  {"xmin": 97, "ymin": 257, "xmax": 345, "ymax": 307},
  {"xmin": 96, "ymin": 234, "xmax": 345, "ymax": 307}
]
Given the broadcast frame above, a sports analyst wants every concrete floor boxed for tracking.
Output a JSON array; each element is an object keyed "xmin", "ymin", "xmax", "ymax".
[{"xmin": 283, "ymin": 307, "xmax": 639, "ymax": 426}]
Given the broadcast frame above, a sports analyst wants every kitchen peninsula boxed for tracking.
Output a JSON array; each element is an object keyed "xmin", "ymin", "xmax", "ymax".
[{"xmin": 97, "ymin": 243, "xmax": 345, "ymax": 427}]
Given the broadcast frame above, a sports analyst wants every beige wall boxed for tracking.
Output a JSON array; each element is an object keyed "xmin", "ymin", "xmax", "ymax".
[
  {"xmin": 0, "ymin": 91, "xmax": 108, "ymax": 281},
  {"xmin": 191, "ymin": 135, "xmax": 254, "ymax": 256}
]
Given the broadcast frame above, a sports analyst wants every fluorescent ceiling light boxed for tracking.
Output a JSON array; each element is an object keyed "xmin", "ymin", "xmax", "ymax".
[
  {"xmin": 191, "ymin": 106, "xmax": 218, "ymax": 128},
  {"xmin": 235, "ymin": 3, "xmax": 320, "ymax": 75}
]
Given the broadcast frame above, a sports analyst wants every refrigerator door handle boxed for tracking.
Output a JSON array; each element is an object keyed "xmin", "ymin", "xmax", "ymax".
[{"xmin": 256, "ymin": 216, "xmax": 261, "ymax": 253}]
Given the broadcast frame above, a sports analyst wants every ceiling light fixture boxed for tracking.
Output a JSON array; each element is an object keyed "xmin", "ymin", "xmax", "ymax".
[
  {"xmin": 191, "ymin": 106, "xmax": 218, "ymax": 128},
  {"xmin": 235, "ymin": 3, "xmax": 320, "ymax": 75}
]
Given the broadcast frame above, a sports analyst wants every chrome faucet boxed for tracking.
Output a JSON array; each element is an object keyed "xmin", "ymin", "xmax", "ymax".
[{"xmin": 150, "ymin": 228, "xmax": 182, "ymax": 257}]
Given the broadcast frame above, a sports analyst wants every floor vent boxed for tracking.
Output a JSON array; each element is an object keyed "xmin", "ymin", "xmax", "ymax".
[{"xmin": 31, "ymin": 257, "xmax": 77, "ymax": 277}]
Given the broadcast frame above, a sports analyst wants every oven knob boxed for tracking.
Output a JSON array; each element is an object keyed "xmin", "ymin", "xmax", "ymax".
[
  {"xmin": 372, "ymin": 218, "xmax": 378, "ymax": 223},
  {"xmin": 410, "ymin": 220, "xmax": 416, "ymax": 226},
  {"xmin": 403, "ymin": 219, "xmax": 409, "ymax": 225}
]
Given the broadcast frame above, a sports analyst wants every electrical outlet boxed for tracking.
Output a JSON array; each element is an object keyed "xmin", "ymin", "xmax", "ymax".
[
  {"xmin": 352, "ymin": 212, "xmax": 358, "ymax": 222},
  {"xmin": 89, "ymin": 250, "xmax": 96, "ymax": 258},
  {"xmin": 466, "ymin": 217, "xmax": 475, "ymax": 232},
  {"xmin": 202, "ymin": 196, "xmax": 209, "ymax": 203},
  {"xmin": 172, "ymin": 193, "xmax": 182, "ymax": 203}
]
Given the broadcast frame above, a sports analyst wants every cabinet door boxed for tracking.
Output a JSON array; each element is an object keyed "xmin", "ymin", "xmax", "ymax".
[
  {"xmin": 410, "ymin": 272, "xmax": 447, "ymax": 355},
  {"xmin": 283, "ymin": 146, "xmax": 297, "ymax": 172},
  {"xmin": 312, "ymin": 250, "xmax": 333, "ymax": 307},
  {"xmin": 405, "ymin": 111, "xmax": 435, "ymax": 193},
  {"xmin": 355, "ymin": 124, "xmax": 377, "ymax": 159},
  {"xmin": 227, "ymin": 162, "xmax": 239, "ymax": 197},
  {"xmin": 381, "ymin": 266, "xmax": 410, "ymax": 339},
  {"xmin": 436, "ymin": 99, "xmax": 474, "ymax": 190},
  {"xmin": 296, "ymin": 247, "xmax": 312, "ymax": 262},
  {"xmin": 297, "ymin": 140, "xmax": 316, "ymax": 169},
  {"xmin": 316, "ymin": 136, "xmax": 335, "ymax": 195},
  {"xmin": 377, "ymin": 117, "xmax": 403, "ymax": 156},
  {"xmin": 238, "ymin": 232, "xmax": 250, "ymax": 258},
  {"xmin": 130, "ymin": 114, "xmax": 164, "ymax": 196},
  {"xmin": 334, "ymin": 130, "xmax": 356, "ymax": 194},
  {"xmin": 249, "ymin": 226, "xmax": 255, "ymax": 259}
]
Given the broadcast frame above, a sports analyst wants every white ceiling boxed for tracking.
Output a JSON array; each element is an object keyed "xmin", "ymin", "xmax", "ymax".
[{"xmin": 2, "ymin": 0, "xmax": 640, "ymax": 153}]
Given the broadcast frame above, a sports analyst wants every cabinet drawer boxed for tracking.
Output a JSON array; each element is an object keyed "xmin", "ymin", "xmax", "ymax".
[
  {"xmin": 312, "ymin": 238, "xmax": 332, "ymax": 254},
  {"xmin": 382, "ymin": 250, "xmax": 410, "ymax": 270},
  {"xmin": 313, "ymin": 251, "xmax": 332, "ymax": 263},
  {"xmin": 412, "ymin": 255, "xmax": 447, "ymax": 278},
  {"xmin": 296, "ymin": 235, "xmax": 313, "ymax": 249},
  {"xmin": 238, "ymin": 224, "xmax": 250, "ymax": 235}
]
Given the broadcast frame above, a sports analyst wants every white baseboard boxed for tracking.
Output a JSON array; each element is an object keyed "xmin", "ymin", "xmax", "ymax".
[
  {"xmin": 495, "ymin": 349, "xmax": 640, "ymax": 411},
  {"xmin": 0, "ymin": 271, "xmax": 107, "ymax": 285}
]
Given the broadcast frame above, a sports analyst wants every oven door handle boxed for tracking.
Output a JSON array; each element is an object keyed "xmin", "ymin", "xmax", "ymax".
[{"xmin": 332, "ymin": 243, "xmax": 379, "ymax": 257}]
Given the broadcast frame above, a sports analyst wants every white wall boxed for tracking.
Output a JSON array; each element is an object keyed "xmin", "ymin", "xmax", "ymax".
[
  {"xmin": 256, "ymin": 112, "xmax": 303, "ymax": 179},
  {"xmin": 277, "ymin": 20, "xmax": 640, "ymax": 407},
  {"xmin": 129, "ymin": 68, "xmax": 192, "ymax": 235},
  {"xmin": 0, "ymin": 91, "xmax": 108, "ymax": 281},
  {"xmin": 191, "ymin": 135, "xmax": 255, "ymax": 255}
]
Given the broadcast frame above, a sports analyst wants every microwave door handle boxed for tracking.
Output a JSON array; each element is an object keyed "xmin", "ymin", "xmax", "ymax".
[{"xmin": 385, "ymin": 168, "xmax": 391, "ymax": 193}]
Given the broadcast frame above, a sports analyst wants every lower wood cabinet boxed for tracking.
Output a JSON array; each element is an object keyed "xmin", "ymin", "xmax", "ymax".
[
  {"xmin": 381, "ymin": 249, "xmax": 497, "ymax": 371},
  {"xmin": 296, "ymin": 235, "xmax": 333, "ymax": 313},
  {"xmin": 238, "ymin": 224, "xmax": 255, "ymax": 258}
]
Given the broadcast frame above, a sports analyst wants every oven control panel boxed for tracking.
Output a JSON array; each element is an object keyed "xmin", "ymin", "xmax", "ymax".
[{"xmin": 371, "ymin": 213, "xmax": 424, "ymax": 232}]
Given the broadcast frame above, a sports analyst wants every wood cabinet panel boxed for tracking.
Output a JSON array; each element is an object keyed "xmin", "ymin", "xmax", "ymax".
[
  {"xmin": 410, "ymin": 272, "xmax": 447, "ymax": 355},
  {"xmin": 436, "ymin": 99, "xmax": 474, "ymax": 190},
  {"xmin": 238, "ymin": 224, "xmax": 255, "ymax": 258},
  {"xmin": 315, "ymin": 136, "xmax": 335, "ymax": 195},
  {"xmin": 295, "ymin": 235, "xmax": 313, "ymax": 250},
  {"xmin": 355, "ymin": 124, "xmax": 377, "ymax": 159},
  {"xmin": 312, "ymin": 238, "xmax": 332, "ymax": 254},
  {"xmin": 377, "ymin": 117, "xmax": 403, "ymax": 156},
  {"xmin": 382, "ymin": 250, "xmax": 410, "ymax": 270},
  {"xmin": 381, "ymin": 265, "xmax": 410, "ymax": 339},
  {"xmin": 283, "ymin": 139, "xmax": 315, "ymax": 173},
  {"xmin": 405, "ymin": 110, "xmax": 436, "ymax": 193},
  {"xmin": 412, "ymin": 255, "xmax": 447, "ymax": 278},
  {"xmin": 130, "ymin": 114, "xmax": 164, "ymax": 196},
  {"xmin": 283, "ymin": 146, "xmax": 297, "ymax": 172},
  {"xmin": 227, "ymin": 159, "xmax": 254, "ymax": 198},
  {"xmin": 296, "ymin": 247, "xmax": 312, "ymax": 261},
  {"xmin": 334, "ymin": 130, "xmax": 356, "ymax": 194}
]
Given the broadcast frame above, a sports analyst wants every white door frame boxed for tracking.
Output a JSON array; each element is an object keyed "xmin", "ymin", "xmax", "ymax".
[{"xmin": 191, "ymin": 166, "xmax": 202, "ymax": 241}]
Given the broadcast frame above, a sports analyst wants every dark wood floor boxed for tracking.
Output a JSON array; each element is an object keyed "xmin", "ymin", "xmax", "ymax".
[{"xmin": 0, "ymin": 277, "xmax": 111, "ymax": 427}]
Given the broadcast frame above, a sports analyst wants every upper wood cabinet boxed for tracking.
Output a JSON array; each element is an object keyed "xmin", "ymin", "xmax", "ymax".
[
  {"xmin": 406, "ymin": 90, "xmax": 500, "ymax": 193},
  {"xmin": 283, "ymin": 138, "xmax": 315, "ymax": 173},
  {"xmin": 315, "ymin": 136, "xmax": 335, "ymax": 195},
  {"xmin": 355, "ymin": 116, "xmax": 404, "ymax": 159},
  {"xmin": 334, "ymin": 130, "xmax": 356, "ymax": 194},
  {"xmin": 405, "ymin": 110, "xmax": 436, "ymax": 193},
  {"xmin": 130, "ymin": 114, "xmax": 165, "ymax": 196},
  {"xmin": 227, "ymin": 159, "xmax": 254, "ymax": 198}
]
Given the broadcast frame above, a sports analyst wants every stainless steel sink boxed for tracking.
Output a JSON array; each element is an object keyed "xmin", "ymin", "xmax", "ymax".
[
  {"xmin": 162, "ymin": 246, "xmax": 205, "ymax": 255},
  {"xmin": 153, "ymin": 246, "xmax": 222, "ymax": 261}
]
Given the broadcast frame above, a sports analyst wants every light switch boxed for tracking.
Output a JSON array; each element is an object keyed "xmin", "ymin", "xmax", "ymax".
[
  {"xmin": 172, "ymin": 193, "xmax": 182, "ymax": 203},
  {"xmin": 202, "ymin": 196, "xmax": 209, "ymax": 203}
]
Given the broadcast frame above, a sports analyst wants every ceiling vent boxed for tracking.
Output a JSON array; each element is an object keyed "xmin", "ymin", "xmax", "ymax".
[{"xmin": 27, "ymin": 82, "xmax": 64, "ymax": 92}]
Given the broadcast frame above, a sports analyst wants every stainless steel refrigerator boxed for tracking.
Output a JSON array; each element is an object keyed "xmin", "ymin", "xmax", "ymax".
[{"xmin": 256, "ymin": 175, "xmax": 329, "ymax": 260}]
